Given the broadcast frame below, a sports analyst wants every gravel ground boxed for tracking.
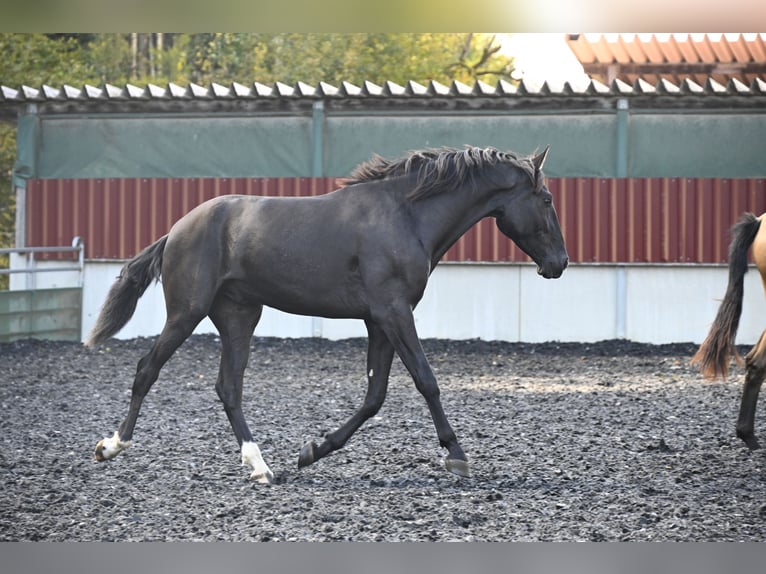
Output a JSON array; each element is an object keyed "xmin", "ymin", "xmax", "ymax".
[{"xmin": 1, "ymin": 334, "xmax": 766, "ymax": 541}]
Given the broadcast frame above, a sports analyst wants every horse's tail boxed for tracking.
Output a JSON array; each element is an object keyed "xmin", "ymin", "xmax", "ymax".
[
  {"xmin": 691, "ymin": 213, "xmax": 762, "ymax": 379},
  {"xmin": 85, "ymin": 235, "xmax": 168, "ymax": 348}
]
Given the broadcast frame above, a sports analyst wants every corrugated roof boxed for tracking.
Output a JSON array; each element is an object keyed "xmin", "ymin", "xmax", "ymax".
[
  {"xmin": 567, "ymin": 33, "xmax": 766, "ymax": 86},
  {"xmin": 2, "ymin": 75, "xmax": 766, "ymax": 107}
]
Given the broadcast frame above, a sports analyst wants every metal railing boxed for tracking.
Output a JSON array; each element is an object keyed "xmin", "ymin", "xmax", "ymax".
[
  {"xmin": 0, "ymin": 237, "xmax": 85, "ymax": 342},
  {"xmin": 0, "ymin": 237, "xmax": 84, "ymax": 289}
]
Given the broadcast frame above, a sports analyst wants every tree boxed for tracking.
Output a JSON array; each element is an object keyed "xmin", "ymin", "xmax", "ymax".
[
  {"xmin": 244, "ymin": 33, "xmax": 513, "ymax": 86},
  {"xmin": 0, "ymin": 33, "xmax": 98, "ymax": 287}
]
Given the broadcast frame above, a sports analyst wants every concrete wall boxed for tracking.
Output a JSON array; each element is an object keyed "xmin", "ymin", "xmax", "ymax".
[{"xmin": 28, "ymin": 261, "xmax": 757, "ymax": 346}]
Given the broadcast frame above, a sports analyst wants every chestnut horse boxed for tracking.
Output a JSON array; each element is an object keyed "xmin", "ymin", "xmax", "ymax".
[
  {"xmin": 692, "ymin": 212, "xmax": 766, "ymax": 449},
  {"xmin": 87, "ymin": 146, "xmax": 568, "ymax": 482}
]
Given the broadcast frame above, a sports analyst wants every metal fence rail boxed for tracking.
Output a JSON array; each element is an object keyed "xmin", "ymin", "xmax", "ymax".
[
  {"xmin": 0, "ymin": 238, "xmax": 84, "ymax": 342},
  {"xmin": 0, "ymin": 237, "xmax": 84, "ymax": 287}
]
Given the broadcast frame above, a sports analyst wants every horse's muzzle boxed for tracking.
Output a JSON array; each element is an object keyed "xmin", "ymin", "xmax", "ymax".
[{"xmin": 537, "ymin": 256, "xmax": 568, "ymax": 279}]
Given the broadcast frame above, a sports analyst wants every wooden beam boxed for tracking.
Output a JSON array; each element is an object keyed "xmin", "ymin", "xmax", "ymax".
[{"xmin": 582, "ymin": 61, "xmax": 766, "ymax": 78}]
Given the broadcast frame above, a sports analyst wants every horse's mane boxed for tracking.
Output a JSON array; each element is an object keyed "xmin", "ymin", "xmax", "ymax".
[{"xmin": 341, "ymin": 146, "xmax": 536, "ymax": 201}]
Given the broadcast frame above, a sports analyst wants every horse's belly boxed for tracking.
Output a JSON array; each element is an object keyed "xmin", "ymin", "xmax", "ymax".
[
  {"xmin": 264, "ymin": 292, "xmax": 369, "ymax": 320},
  {"xmin": 221, "ymin": 276, "xmax": 369, "ymax": 320}
]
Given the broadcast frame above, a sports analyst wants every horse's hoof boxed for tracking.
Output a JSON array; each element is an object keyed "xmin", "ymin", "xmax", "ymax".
[
  {"xmin": 298, "ymin": 441, "xmax": 317, "ymax": 469},
  {"xmin": 737, "ymin": 428, "xmax": 761, "ymax": 451},
  {"xmin": 743, "ymin": 435, "xmax": 761, "ymax": 451},
  {"xmin": 445, "ymin": 457, "xmax": 471, "ymax": 478},
  {"xmin": 241, "ymin": 441, "xmax": 273, "ymax": 483},
  {"xmin": 250, "ymin": 470, "xmax": 275, "ymax": 484},
  {"xmin": 94, "ymin": 431, "xmax": 131, "ymax": 461},
  {"xmin": 94, "ymin": 440, "xmax": 107, "ymax": 461}
]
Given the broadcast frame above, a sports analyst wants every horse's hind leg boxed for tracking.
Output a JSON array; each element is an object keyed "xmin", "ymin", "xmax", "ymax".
[
  {"xmin": 736, "ymin": 329, "xmax": 766, "ymax": 450},
  {"xmin": 208, "ymin": 297, "xmax": 273, "ymax": 483},
  {"xmin": 94, "ymin": 314, "xmax": 202, "ymax": 461},
  {"xmin": 298, "ymin": 320, "xmax": 395, "ymax": 469}
]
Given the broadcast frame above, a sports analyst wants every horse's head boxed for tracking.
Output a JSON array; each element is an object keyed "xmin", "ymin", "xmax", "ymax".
[{"xmin": 493, "ymin": 146, "xmax": 568, "ymax": 279}]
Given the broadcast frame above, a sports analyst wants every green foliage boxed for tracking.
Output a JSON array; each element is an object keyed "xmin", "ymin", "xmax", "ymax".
[
  {"xmin": 0, "ymin": 31, "xmax": 516, "ymax": 92},
  {"xmin": 0, "ymin": 33, "xmax": 97, "ymax": 287},
  {"xmin": 233, "ymin": 33, "xmax": 513, "ymax": 86},
  {"xmin": 0, "ymin": 34, "xmax": 96, "ymax": 86},
  {"xmin": 0, "ymin": 123, "xmax": 14, "ymax": 288},
  {"xmin": 88, "ymin": 34, "xmax": 134, "ymax": 84}
]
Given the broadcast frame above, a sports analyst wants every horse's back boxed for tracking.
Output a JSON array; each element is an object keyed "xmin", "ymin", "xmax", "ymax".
[
  {"xmin": 159, "ymin": 189, "xmax": 412, "ymax": 318},
  {"xmin": 175, "ymin": 194, "xmax": 261, "ymax": 225}
]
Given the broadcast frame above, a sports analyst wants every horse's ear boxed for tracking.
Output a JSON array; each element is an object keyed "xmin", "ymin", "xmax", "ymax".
[{"xmin": 532, "ymin": 145, "xmax": 550, "ymax": 172}]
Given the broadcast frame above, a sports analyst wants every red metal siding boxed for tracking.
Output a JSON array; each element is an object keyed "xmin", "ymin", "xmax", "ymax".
[
  {"xmin": 26, "ymin": 176, "xmax": 766, "ymax": 264},
  {"xmin": 549, "ymin": 177, "xmax": 766, "ymax": 263}
]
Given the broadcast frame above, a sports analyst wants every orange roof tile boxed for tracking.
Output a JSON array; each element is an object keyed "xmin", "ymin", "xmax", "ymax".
[{"xmin": 566, "ymin": 33, "xmax": 766, "ymax": 86}]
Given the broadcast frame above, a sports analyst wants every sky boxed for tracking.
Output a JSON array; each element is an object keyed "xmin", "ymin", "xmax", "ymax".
[
  {"xmin": 500, "ymin": 33, "xmax": 590, "ymax": 88},
  {"xmin": 502, "ymin": 33, "xmax": 766, "ymax": 87}
]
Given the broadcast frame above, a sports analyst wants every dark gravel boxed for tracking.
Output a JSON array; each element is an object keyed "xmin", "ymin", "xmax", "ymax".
[{"xmin": 1, "ymin": 334, "xmax": 765, "ymax": 541}]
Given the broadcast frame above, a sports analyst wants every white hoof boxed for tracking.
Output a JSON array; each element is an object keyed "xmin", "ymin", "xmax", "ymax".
[
  {"xmin": 242, "ymin": 441, "xmax": 274, "ymax": 484},
  {"xmin": 250, "ymin": 470, "xmax": 274, "ymax": 484},
  {"xmin": 94, "ymin": 431, "xmax": 132, "ymax": 461}
]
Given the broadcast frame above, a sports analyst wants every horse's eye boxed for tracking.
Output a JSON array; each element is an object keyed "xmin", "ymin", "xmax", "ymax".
[{"xmin": 543, "ymin": 197, "xmax": 552, "ymax": 205}]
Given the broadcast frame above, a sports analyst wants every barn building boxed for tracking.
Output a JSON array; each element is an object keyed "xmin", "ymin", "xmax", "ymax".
[{"xmin": 1, "ymin": 33, "xmax": 765, "ymax": 344}]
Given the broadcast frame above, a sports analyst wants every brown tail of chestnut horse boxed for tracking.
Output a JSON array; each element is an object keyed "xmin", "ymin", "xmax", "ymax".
[
  {"xmin": 691, "ymin": 213, "xmax": 762, "ymax": 379},
  {"xmin": 85, "ymin": 235, "xmax": 168, "ymax": 348}
]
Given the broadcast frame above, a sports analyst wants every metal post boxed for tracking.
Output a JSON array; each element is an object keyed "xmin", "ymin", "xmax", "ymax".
[
  {"xmin": 615, "ymin": 265, "xmax": 627, "ymax": 339},
  {"xmin": 73, "ymin": 236, "xmax": 85, "ymax": 340},
  {"xmin": 615, "ymin": 98, "xmax": 629, "ymax": 178},
  {"xmin": 73, "ymin": 236, "xmax": 84, "ymax": 288},
  {"xmin": 14, "ymin": 185, "xmax": 25, "ymax": 249},
  {"xmin": 614, "ymin": 100, "xmax": 629, "ymax": 338},
  {"xmin": 311, "ymin": 100, "xmax": 325, "ymax": 178},
  {"xmin": 311, "ymin": 100, "xmax": 325, "ymax": 338},
  {"xmin": 15, "ymin": 104, "xmax": 40, "ymax": 250},
  {"xmin": 25, "ymin": 250, "xmax": 36, "ymax": 290}
]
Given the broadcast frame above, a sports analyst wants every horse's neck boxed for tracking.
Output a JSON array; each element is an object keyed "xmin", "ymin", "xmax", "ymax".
[{"xmin": 411, "ymin": 184, "xmax": 497, "ymax": 263}]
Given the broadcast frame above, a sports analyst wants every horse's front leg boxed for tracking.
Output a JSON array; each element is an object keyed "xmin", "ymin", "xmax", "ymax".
[
  {"xmin": 376, "ymin": 305, "xmax": 470, "ymax": 478},
  {"xmin": 298, "ymin": 321, "xmax": 395, "ymax": 468},
  {"xmin": 209, "ymin": 299, "xmax": 273, "ymax": 483}
]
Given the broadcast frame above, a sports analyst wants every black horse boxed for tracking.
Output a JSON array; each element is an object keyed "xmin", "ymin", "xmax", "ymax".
[{"xmin": 87, "ymin": 145, "xmax": 569, "ymax": 482}]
